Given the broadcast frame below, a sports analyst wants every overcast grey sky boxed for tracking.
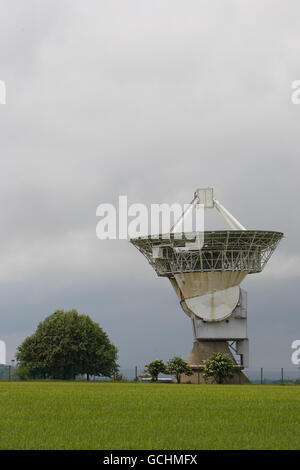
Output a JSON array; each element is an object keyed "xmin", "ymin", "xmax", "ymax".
[{"xmin": 0, "ymin": 0, "xmax": 299, "ymax": 372}]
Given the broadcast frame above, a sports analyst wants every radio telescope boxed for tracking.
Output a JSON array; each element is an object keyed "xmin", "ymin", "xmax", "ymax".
[{"xmin": 130, "ymin": 188, "xmax": 283, "ymax": 383}]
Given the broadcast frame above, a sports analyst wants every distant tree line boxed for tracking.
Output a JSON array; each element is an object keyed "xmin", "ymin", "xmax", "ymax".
[
  {"xmin": 144, "ymin": 357, "xmax": 193, "ymax": 383},
  {"xmin": 14, "ymin": 308, "xmax": 235, "ymax": 385},
  {"xmin": 144, "ymin": 352, "xmax": 235, "ymax": 384}
]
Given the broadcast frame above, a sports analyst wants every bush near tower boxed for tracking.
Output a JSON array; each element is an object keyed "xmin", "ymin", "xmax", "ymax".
[
  {"xmin": 166, "ymin": 357, "xmax": 193, "ymax": 383},
  {"xmin": 16, "ymin": 309, "xmax": 118, "ymax": 380},
  {"xmin": 145, "ymin": 357, "xmax": 193, "ymax": 383},
  {"xmin": 144, "ymin": 360, "xmax": 166, "ymax": 382},
  {"xmin": 203, "ymin": 352, "xmax": 235, "ymax": 384}
]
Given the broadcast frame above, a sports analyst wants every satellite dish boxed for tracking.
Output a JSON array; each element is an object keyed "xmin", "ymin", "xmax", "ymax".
[{"xmin": 130, "ymin": 188, "xmax": 283, "ymax": 382}]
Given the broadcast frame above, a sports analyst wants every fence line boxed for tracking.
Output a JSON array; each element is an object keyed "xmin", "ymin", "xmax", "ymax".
[{"xmin": 1, "ymin": 365, "xmax": 300, "ymax": 383}]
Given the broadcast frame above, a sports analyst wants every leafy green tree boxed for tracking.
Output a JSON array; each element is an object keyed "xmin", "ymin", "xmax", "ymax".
[
  {"xmin": 203, "ymin": 352, "xmax": 235, "ymax": 384},
  {"xmin": 166, "ymin": 356, "xmax": 193, "ymax": 384},
  {"xmin": 16, "ymin": 309, "xmax": 118, "ymax": 380},
  {"xmin": 144, "ymin": 359, "xmax": 166, "ymax": 382}
]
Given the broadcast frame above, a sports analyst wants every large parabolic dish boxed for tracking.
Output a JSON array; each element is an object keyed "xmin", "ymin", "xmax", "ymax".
[
  {"xmin": 130, "ymin": 188, "xmax": 284, "ymax": 380},
  {"xmin": 131, "ymin": 230, "xmax": 283, "ymax": 322}
]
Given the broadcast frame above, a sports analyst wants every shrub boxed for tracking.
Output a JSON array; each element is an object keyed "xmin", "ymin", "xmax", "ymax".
[
  {"xmin": 166, "ymin": 356, "xmax": 193, "ymax": 384},
  {"xmin": 203, "ymin": 352, "xmax": 235, "ymax": 384},
  {"xmin": 144, "ymin": 360, "xmax": 166, "ymax": 382}
]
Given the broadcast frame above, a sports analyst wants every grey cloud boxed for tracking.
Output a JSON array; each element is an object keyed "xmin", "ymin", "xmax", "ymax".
[{"xmin": 0, "ymin": 0, "xmax": 299, "ymax": 372}]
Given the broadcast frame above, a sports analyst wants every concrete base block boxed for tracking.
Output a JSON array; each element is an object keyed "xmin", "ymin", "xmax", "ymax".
[{"xmin": 180, "ymin": 340, "xmax": 250, "ymax": 384}]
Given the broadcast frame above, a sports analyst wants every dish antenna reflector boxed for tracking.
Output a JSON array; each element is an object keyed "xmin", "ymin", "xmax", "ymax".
[{"xmin": 130, "ymin": 188, "xmax": 283, "ymax": 382}]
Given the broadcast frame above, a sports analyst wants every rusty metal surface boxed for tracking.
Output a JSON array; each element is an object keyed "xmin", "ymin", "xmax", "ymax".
[{"xmin": 130, "ymin": 230, "xmax": 283, "ymax": 276}]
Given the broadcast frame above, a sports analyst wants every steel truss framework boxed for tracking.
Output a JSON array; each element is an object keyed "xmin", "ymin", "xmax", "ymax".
[{"xmin": 130, "ymin": 230, "xmax": 283, "ymax": 277}]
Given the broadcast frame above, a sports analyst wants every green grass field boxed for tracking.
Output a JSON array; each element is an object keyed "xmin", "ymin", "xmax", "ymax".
[{"xmin": 0, "ymin": 381, "xmax": 299, "ymax": 450}]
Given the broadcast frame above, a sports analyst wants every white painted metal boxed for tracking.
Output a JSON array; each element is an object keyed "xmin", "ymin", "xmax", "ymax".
[
  {"xmin": 170, "ymin": 189, "xmax": 246, "ymax": 233},
  {"xmin": 170, "ymin": 195, "xmax": 197, "ymax": 233},
  {"xmin": 192, "ymin": 315, "xmax": 247, "ymax": 340},
  {"xmin": 0, "ymin": 340, "xmax": 6, "ymax": 365},
  {"xmin": 194, "ymin": 188, "xmax": 214, "ymax": 208},
  {"xmin": 213, "ymin": 199, "xmax": 246, "ymax": 231},
  {"xmin": 185, "ymin": 287, "xmax": 240, "ymax": 322},
  {"xmin": 214, "ymin": 202, "xmax": 238, "ymax": 230},
  {"xmin": 170, "ymin": 188, "xmax": 213, "ymax": 233},
  {"xmin": 233, "ymin": 289, "xmax": 247, "ymax": 318},
  {"xmin": 130, "ymin": 188, "xmax": 283, "ymax": 371},
  {"xmin": 171, "ymin": 271, "xmax": 247, "ymax": 321}
]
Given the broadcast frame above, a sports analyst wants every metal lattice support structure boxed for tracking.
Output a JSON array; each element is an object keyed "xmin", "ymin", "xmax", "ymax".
[{"xmin": 130, "ymin": 230, "xmax": 283, "ymax": 278}]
